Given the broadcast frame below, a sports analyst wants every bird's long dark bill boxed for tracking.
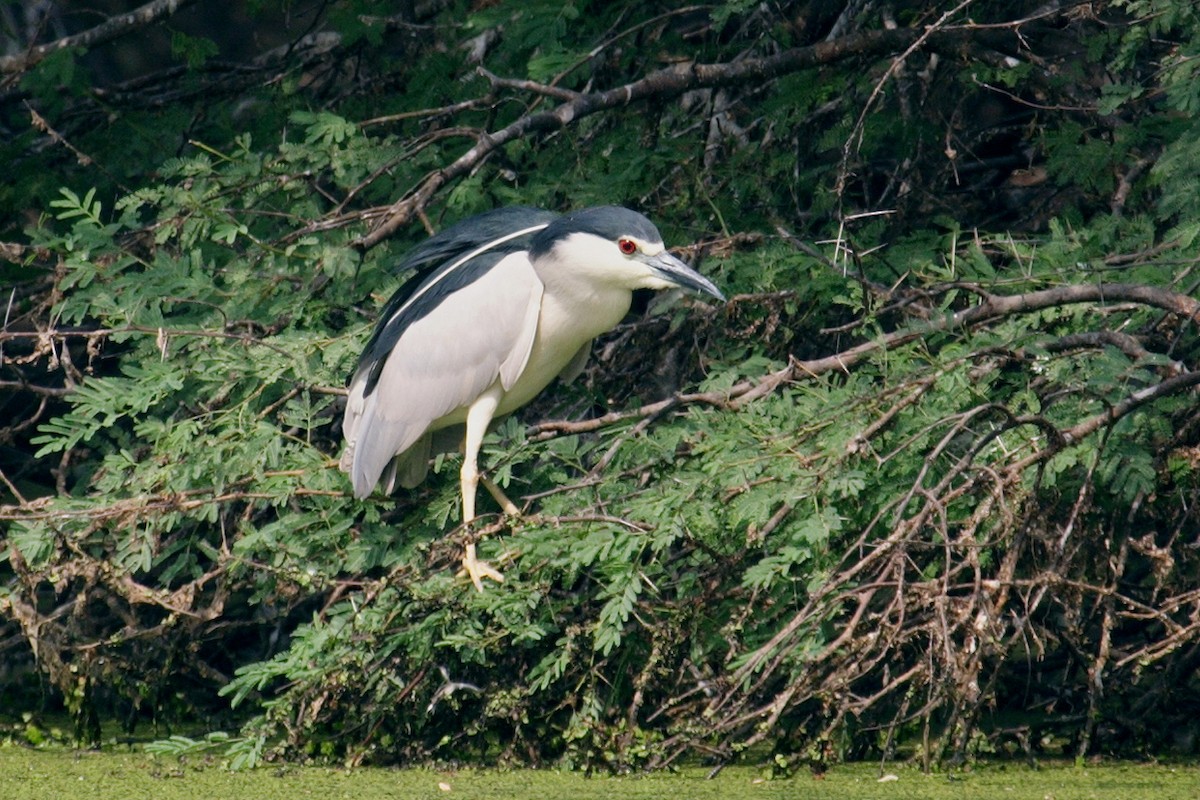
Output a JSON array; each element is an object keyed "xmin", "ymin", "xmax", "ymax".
[{"xmin": 647, "ymin": 251, "xmax": 725, "ymax": 301}]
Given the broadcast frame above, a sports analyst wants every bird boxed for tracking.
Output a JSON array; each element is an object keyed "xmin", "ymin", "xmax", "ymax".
[{"xmin": 341, "ymin": 205, "xmax": 724, "ymax": 589}]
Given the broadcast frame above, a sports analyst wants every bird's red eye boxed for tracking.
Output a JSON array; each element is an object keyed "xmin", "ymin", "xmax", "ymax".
[{"xmin": 618, "ymin": 238, "xmax": 637, "ymax": 255}]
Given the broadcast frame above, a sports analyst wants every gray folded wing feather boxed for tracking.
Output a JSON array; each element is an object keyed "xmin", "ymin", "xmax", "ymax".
[{"xmin": 342, "ymin": 253, "xmax": 544, "ymax": 497}]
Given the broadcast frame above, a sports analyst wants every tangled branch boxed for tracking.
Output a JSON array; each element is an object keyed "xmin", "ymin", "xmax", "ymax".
[{"xmin": 0, "ymin": 0, "xmax": 202, "ymax": 77}]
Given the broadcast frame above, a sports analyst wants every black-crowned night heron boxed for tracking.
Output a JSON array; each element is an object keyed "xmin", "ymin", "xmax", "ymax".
[{"xmin": 341, "ymin": 205, "xmax": 724, "ymax": 589}]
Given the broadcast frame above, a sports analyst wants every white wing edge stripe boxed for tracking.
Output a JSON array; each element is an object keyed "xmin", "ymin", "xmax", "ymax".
[{"xmin": 379, "ymin": 222, "xmax": 552, "ymax": 334}]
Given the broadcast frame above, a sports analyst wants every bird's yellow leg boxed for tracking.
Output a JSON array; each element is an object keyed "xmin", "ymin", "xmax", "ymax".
[{"xmin": 459, "ymin": 387, "xmax": 505, "ymax": 591}]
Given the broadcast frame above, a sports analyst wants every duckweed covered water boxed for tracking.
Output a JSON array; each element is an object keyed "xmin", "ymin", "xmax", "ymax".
[{"xmin": 2, "ymin": 747, "xmax": 1198, "ymax": 800}]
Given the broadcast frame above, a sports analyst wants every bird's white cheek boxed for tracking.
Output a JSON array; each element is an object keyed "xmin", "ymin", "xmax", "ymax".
[{"xmin": 585, "ymin": 258, "xmax": 667, "ymax": 291}]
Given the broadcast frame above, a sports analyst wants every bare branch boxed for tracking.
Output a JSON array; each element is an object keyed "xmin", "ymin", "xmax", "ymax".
[
  {"xmin": 0, "ymin": 0, "xmax": 202, "ymax": 76},
  {"xmin": 530, "ymin": 282, "xmax": 1200, "ymax": 447},
  {"xmin": 352, "ymin": 24, "xmax": 996, "ymax": 250}
]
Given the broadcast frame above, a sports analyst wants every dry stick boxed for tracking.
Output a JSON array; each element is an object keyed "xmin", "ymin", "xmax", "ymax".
[
  {"xmin": 711, "ymin": 428, "xmax": 1176, "ymax": 751},
  {"xmin": 0, "ymin": 466, "xmax": 27, "ymax": 505},
  {"xmin": 716, "ymin": 475, "xmax": 1003, "ymax": 722},
  {"xmin": 833, "ymin": 0, "xmax": 1079, "ymax": 202},
  {"xmin": 0, "ymin": 379, "xmax": 72, "ymax": 397},
  {"xmin": 0, "ymin": 322, "xmax": 300, "ymax": 360},
  {"xmin": 1078, "ymin": 533, "xmax": 1130, "ymax": 759},
  {"xmin": 836, "ymin": 0, "xmax": 978, "ymax": 197},
  {"xmin": 0, "ymin": 286, "xmax": 14, "ymax": 365},
  {"xmin": 0, "ymin": 484, "xmax": 343, "ymax": 523}
]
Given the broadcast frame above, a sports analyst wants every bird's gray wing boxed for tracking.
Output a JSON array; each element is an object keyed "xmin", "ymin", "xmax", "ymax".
[
  {"xmin": 354, "ymin": 208, "xmax": 558, "ymax": 386},
  {"xmin": 342, "ymin": 253, "xmax": 543, "ymax": 498}
]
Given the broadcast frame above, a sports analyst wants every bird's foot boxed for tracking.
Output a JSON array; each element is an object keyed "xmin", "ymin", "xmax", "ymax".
[{"xmin": 460, "ymin": 541, "xmax": 504, "ymax": 592}]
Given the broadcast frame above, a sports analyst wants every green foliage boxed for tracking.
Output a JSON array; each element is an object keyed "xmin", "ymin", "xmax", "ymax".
[
  {"xmin": 170, "ymin": 31, "xmax": 220, "ymax": 69},
  {"xmin": 5, "ymin": 0, "xmax": 1200, "ymax": 774}
]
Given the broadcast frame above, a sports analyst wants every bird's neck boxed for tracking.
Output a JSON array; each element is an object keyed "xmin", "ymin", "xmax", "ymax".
[{"xmin": 538, "ymin": 273, "xmax": 633, "ymax": 342}]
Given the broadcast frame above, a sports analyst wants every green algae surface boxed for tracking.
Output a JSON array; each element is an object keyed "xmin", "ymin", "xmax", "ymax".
[{"xmin": 3, "ymin": 748, "xmax": 1198, "ymax": 800}]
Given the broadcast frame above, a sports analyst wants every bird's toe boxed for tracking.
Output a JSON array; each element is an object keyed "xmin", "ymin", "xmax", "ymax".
[{"xmin": 460, "ymin": 542, "xmax": 505, "ymax": 592}]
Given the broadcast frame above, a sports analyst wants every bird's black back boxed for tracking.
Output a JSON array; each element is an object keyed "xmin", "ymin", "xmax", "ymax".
[{"xmin": 355, "ymin": 206, "xmax": 560, "ymax": 396}]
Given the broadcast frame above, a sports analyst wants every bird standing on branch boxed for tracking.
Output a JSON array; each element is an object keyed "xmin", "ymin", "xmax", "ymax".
[{"xmin": 341, "ymin": 205, "xmax": 724, "ymax": 589}]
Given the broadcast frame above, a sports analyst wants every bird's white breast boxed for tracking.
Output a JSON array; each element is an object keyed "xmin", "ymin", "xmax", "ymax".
[{"xmin": 494, "ymin": 279, "xmax": 633, "ymax": 416}]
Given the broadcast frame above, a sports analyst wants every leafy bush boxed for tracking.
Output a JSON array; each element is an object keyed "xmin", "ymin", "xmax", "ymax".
[{"xmin": 4, "ymin": 0, "xmax": 1200, "ymax": 771}]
